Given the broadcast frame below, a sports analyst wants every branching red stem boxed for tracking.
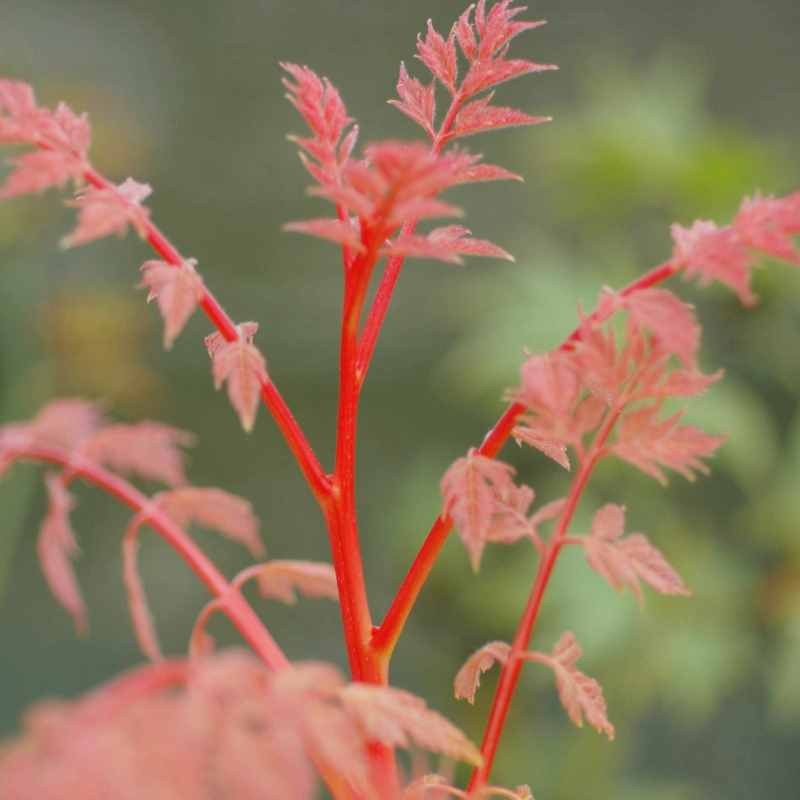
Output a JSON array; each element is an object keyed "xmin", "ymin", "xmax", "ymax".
[
  {"xmin": 78, "ymin": 165, "xmax": 332, "ymax": 505},
  {"xmin": 371, "ymin": 260, "xmax": 681, "ymax": 661},
  {"xmin": 467, "ymin": 405, "xmax": 624, "ymax": 791}
]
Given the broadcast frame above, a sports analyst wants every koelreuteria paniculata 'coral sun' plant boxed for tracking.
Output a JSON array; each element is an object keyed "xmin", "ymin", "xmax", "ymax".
[{"xmin": 0, "ymin": 1, "xmax": 798, "ymax": 797}]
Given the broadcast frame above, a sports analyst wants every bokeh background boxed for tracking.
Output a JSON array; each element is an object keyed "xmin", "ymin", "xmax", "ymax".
[{"xmin": 1, "ymin": 1, "xmax": 799, "ymax": 797}]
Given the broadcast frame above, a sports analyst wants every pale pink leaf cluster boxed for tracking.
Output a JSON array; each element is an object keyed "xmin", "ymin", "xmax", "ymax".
[
  {"xmin": 0, "ymin": 79, "xmax": 89, "ymax": 198},
  {"xmin": 509, "ymin": 289, "xmax": 724, "ymax": 483},
  {"xmin": 672, "ymin": 190, "xmax": 800, "ymax": 306},
  {"xmin": 139, "ymin": 258, "xmax": 205, "ymax": 349},
  {"xmin": 393, "ymin": 1, "xmax": 554, "ymax": 143},
  {"xmin": 205, "ymin": 322, "xmax": 268, "ymax": 433},
  {"xmin": 582, "ymin": 504, "xmax": 690, "ymax": 602}
]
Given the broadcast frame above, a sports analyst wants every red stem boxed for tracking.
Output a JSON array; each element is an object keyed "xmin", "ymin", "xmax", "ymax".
[
  {"xmin": 9, "ymin": 444, "xmax": 289, "ymax": 671},
  {"xmin": 467, "ymin": 405, "xmax": 623, "ymax": 791},
  {"xmin": 371, "ymin": 259, "xmax": 681, "ymax": 660},
  {"xmin": 79, "ymin": 165, "xmax": 332, "ymax": 505}
]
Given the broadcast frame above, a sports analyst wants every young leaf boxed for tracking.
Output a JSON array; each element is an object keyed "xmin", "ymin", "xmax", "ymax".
[
  {"xmin": 0, "ymin": 149, "xmax": 84, "ymax": 198},
  {"xmin": 282, "ymin": 217, "xmax": 364, "ymax": 251},
  {"xmin": 671, "ymin": 220, "xmax": 756, "ymax": 307},
  {"xmin": 139, "ymin": 258, "xmax": 206, "ymax": 350},
  {"xmin": 441, "ymin": 449, "xmax": 516, "ymax": 570},
  {"xmin": 82, "ymin": 422, "xmax": 194, "ymax": 486},
  {"xmin": 37, "ymin": 474, "xmax": 86, "ymax": 633},
  {"xmin": 582, "ymin": 503, "xmax": 690, "ymax": 602},
  {"xmin": 339, "ymin": 684, "xmax": 482, "ymax": 766},
  {"xmin": 448, "ymin": 93, "xmax": 549, "ymax": 141},
  {"xmin": 734, "ymin": 192, "xmax": 800, "ymax": 266},
  {"xmin": 416, "ymin": 20, "xmax": 458, "ymax": 93},
  {"xmin": 611, "ymin": 405, "xmax": 725, "ymax": 484},
  {"xmin": 384, "ymin": 225, "xmax": 513, "ymax": 265},
  {"xmin": 620, "ymin": 287, "xmax": 700, "ymax": 368},
  {"xmin": 388, "ymin": 63, "xmax": 436, "ymax": 138},
  {"xmin": 537, "ymin": 631, "xmax": 614, "ymax": 739},
  {"xmin": 253, "ymin": 560, "xmax": 338, "ymax": 605},
  {"xmin": 62, "ymin": 178, "xmax": 151, "ymax": 248},
  {"xmin": 28, "ymin": 398, "xmax": 104, "ymax": 451},
  {"xmin": 205, "ymin": 322, "xmax": 268, "ymax": 433},
  {"xmin": 122, "ymin": 515, "xmax": 163, "ymax": 662},
  {"xmin": 155, "ymin": 487, "xmax": 264, "ymax": 557},
  {"xmin": 454, "ymin": 641, "xmax": 511, "ymax": 703}
]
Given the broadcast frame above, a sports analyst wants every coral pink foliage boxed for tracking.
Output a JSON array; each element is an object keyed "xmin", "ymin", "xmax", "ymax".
[
  {"xmin": 582, "ymin": 503, "xmax": 690, "ymax": 602},
  {"xmin": 205, "ymin": 322, "xmax": 268, "ymax": 433}
]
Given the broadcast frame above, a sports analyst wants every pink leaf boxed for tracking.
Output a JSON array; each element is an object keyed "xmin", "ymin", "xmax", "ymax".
[
  {"xmin": 205, "ymin": 322, "xmax": 268, "ymax": 433},
  {"xmin": 0, "ymin": 79, "xmax": 40, "ymax": 143},
  {"xmin": 37, "ymin": 474, "xmax": 86, "ymax": 633},
  {"xmin": 339, "ymin": 684, "xmax": 482, "ymax": 766},
  {"xmin": 0, "ymin": 149, "xmax": 84, "ymax": 198},
  {"xmin": 254, "ymin": 560, "xmax": 338, "ymax": 604},
  {"xmin": 28, "ymin": 398, "xmax": 104, "ymax": 451},
  {"xmin": 156, "ymin": 487, "xmax": 264, "ymax": 557},
  {"xmin": 452, "ymin": 162, "xmax": 524, "ymax": 184},
  {"xmin": 139, "ymin": 259, "xmax": 205, "ymax": 350},
  {"xmin": 441, "ymin": 449, "xmax": 516, "ymax": 570},
  {"xmin": 454, "ymin": 641, "xmax": 511, "ymax": 703},
  {"xmin": 449, "ymin": 93, "xmax": 550, "ymax": 141},
  {"xmin": 384, "ymin": 225, "xmax": 513, "ymax": 265},
  {"xmin": 62, "ymin": 177, "xmax": 151, "ymax": 248},
  {"xmin": 122, "ymin": 515, "xmax": 163, "ymax": 662},
  {"xmin": 282, "ymin": 217, "xmax": 364, "ymax": 251},
  {"xmin": 583, "ymin": 504, "xmax": 690, "ymax": 602},
  {"xmin": 621, "ymin": 288, "xmax": 700, "ymax": 367},
  {"xmin": 388, "ymin": 63, "xmax": 436, "ymax": 137},
  {"xmin": 672, "ymin": 220, "xmax": 756, "ymax": 306},
  {"xmin": 612, "ymin": 405, "xmax": 726, "ymax": 484},
  {"xmin": 462, "ymin": 58, "xmax": 557, "ymax": 97},
  {"xmin": 539, "ymin": 632, "xmax": 614, "ymax": 739},
  {"xmin": 82, "ymin": 422, "xmax": 194, "ymax": 486},
  {"xmin": 282, "ymin": 63, "xmax": 354, "ymax": 189},
  {"xmin": 416, "ymin": 20, "xmax": 458, "ymax": 92},
  {"xmin": 734, "ymin": 192, "xmax": 800, "ymax": 266}
]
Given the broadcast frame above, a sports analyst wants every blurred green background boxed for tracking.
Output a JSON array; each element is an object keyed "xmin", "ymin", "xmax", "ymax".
[{"xmin": 1, "ymin": 1, "xmax": 799, "ymax": 797}]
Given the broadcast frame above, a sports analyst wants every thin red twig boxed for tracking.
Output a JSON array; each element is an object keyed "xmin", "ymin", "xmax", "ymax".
[
  {"xmin": 7, "ymin": 444, "xmax": 289, "ymax": 671},
  {"xmin": 79, "ymin": 165, "xmax": 333, "ymax": 505}
]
